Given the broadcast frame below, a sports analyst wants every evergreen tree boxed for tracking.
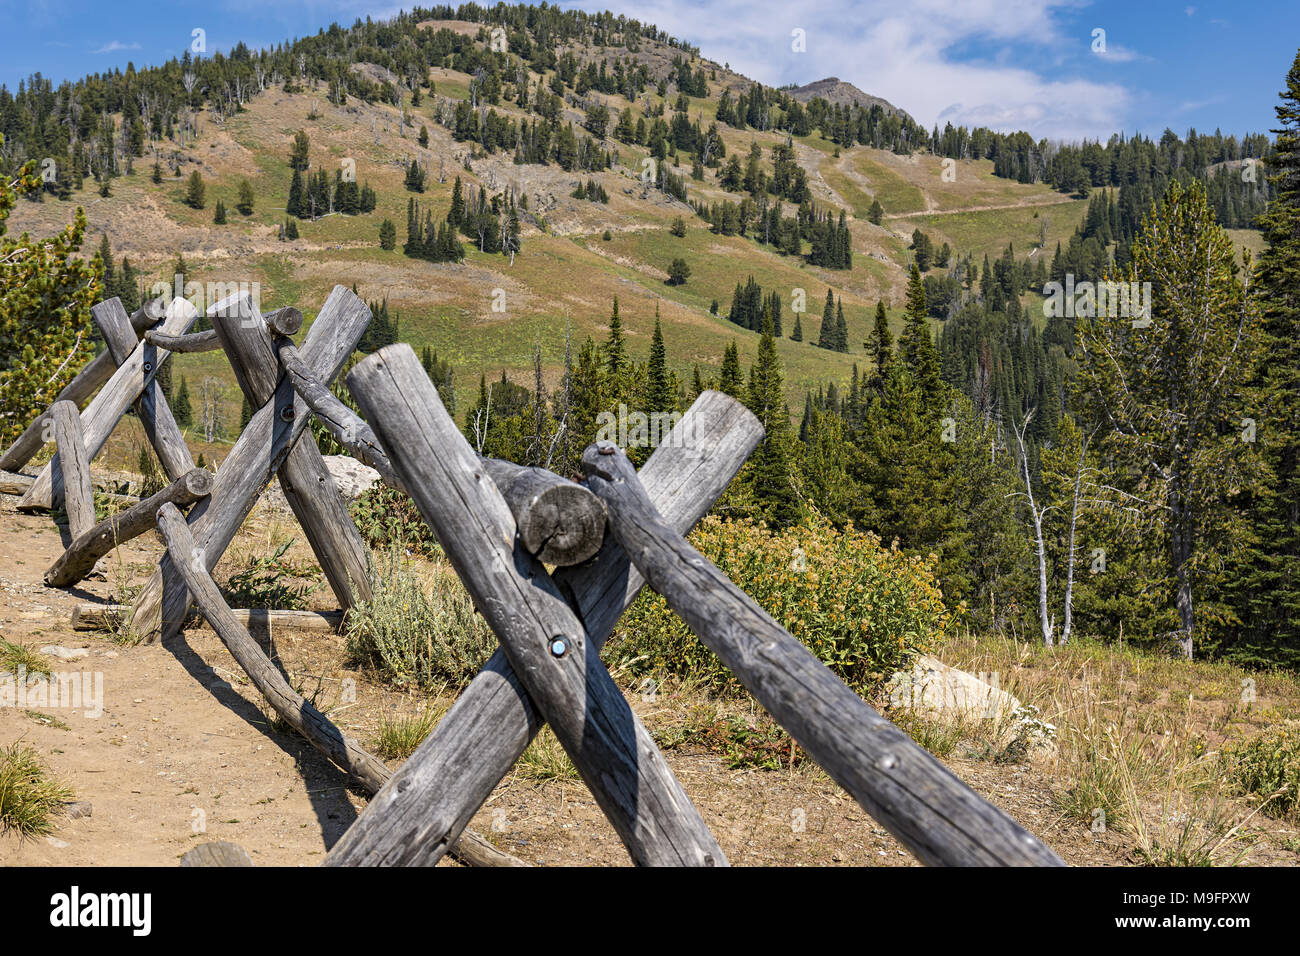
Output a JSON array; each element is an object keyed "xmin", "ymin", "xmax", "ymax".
[
  {"xmin": 185, "ymin": 171, "xmax": 205, "ymax": 209},
  {"xmin": 645, "ymin": 312, "xmax": 676, "ymax": 413},
  {"xmin": 286, "ymin": 169, "xmax": 305, "ymax": 218},
  {"xmin": 213, "ymin": 200, "xmax": 227, "ymax": 224},
  {"xmin": 817, "ymin": 289, "xmax": 835, "ymax": 349},
  {"xmin": 719, "ymin": 340, "xmax": 743, "ymax": 398},
  {"xmin": 174, "ymin": 376, "xmax": 193, "ymax": 428},
  {"xmin": 898, "ymin": 265, "xmax": 942, "ymax": 402},
  {"xmin": 1236, "ymin": 48, "xmax": 1300, "ymax": 664},
  {"xmin": 289, "ymin": 129, "xmax": 310, "ymax": 171},
  {"xmin": 1075, "ymin": 180, "xmax": 1264, "ymax": 658},
  {"xmin": 744, "ymin": 315, "xmax": 801, "ymax": 526},
  {"xmin": 236, "ymin": 179, "xmax": 254, "ymax": 215},
  {"xmin": 866, "ymin": 300, "xmax": 893, "ymax": 389},
  {"xmin": 379, "ymin": 218, "xmax": 396, "ymax": 250}
]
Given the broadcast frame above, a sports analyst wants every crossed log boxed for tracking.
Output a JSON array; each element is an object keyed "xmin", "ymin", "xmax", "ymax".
[
  {"xmin": 129, "ymin": 285, "xmax": 371, "ymax": 642},
  {"xmin": 325, "ymin": 382, "xmax": 762, "ymax": 865}
]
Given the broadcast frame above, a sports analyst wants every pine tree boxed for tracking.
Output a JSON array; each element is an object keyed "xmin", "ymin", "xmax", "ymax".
[
  {"xmin": 289, "ymin": 129, "xmax": 310, "ymax": 171},
  {"xmin": 1236, "ymin": 48, "xmax": 1300, "ymax": 664},
  {"xmin": 744, "ymin": 314, "xmax": 801, "ymax": 526},
  {"xmin": 379, "ymin": 218, "xmax": 396, "ymax": 250},
  {"xmin": 791, "ymin": 313, "xmax": 803, "ymax": 341},
  {"xmin": 174, "ymin": 376, "xmax": 193, "ymax": 428},
  {"xmin": 898, "ymin": 264, "xmax": 942, "ymax": 402},
  {"xmin": 1075, "ymin": 180, "xmax": 1264, "ymax": 658},
  {"xmin": 185, "ymin": 171, "xmax": 205, "ymax": 209},
  {"xmin": 834, "ymin": 300, "xmax": 848, "ymax": 353},
  {"xmin": 286, "ymin": 169, "xmax": 305, "ymax": 218},
  {"xmin": 604, "ymin": 297, "xmax": 627, "ymax": 379},
  {"xmin": 236, "ymin": 179, "xmax": 254, "ymax": 215},
  {"xmin": 719, "ymin": 340, "xmax": 743, "ymax": 398},
  {"xmin": 817, "ymin": 289, "xmax": 835, "ymax": 349},
  {"xmin": 645, "ymin": 311, "xmax": 676, "ymax": 413},
  {"xmin": 866, "ymin": 300, "xmax": 893, "ymax": 389},
  {"xmin": 213, "ymin": 200, "xmax": 227, "ymax": 224}
]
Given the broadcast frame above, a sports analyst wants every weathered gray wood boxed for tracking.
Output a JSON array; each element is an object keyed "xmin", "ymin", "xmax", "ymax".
[
  {"xmin": 129, "ymin": 286, "xmax": 371, "ymax": 642},
  {"xmin": 153, "ymin": 502, "xmax": 523, "ymax": 869},
  {"xmin": 1, "ymin": 470, "xmax": 135, "ymax": 502},
  {"xmin": 144, "ymin": 328, "xmax": 220, "ymax": 353},
  {"xmin": 277, "ymin": 335, "xmax": 606, "ymax": 566},
  {"xmin": 46, "ymin": 468, "xmax": 212, "ymax": 587},
  {"xmin": 0, "ymin": 303, "xmax": 157, "ymax": 473},
  {"xmin": 209, "ymin": 291, "xmax": 371, "ymax": 611},
  {"xmin": 73, "ymin": 603, "xmax": 342, "ymax": 633},
  {"xmin": 345, "ymin": 344, "xmax": 724, "ymax": 867},
  {"xmin": 93, "ymin": 297, "xmax": 196, "ymax": 487},
  {"xmin": 180, "ymin": 841, "xmax": 253, "ymax": 866},
  {"xmin": 263, "ymin": 306, "xmax": 304, "ymax": 337},
  {"xmin": 325, "ymin": 389, "xmax": 763, "ymax": 867},
  {"xmin": 49, "ymin": 401, "xmax": 94, "ymax": 537},
  {"xmin": 583, "ymin": 442, "xmax": 1065, "ymax": 867},
  {"xmin": 18, "ymin": 298, "xmax": 199, "ymax": 511},
  {"xmin": 479, "ymin": 458, "xmax": 606, "ymax": 565},
  {"xmin": 273, "ymin": 336, "xmax": 403, "ymax": 488}
]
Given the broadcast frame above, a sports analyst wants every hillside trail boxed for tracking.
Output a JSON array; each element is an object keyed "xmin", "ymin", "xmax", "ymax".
[{"xmin": 0, "ymin": 507, "xmax": 367, "ymax": 867}]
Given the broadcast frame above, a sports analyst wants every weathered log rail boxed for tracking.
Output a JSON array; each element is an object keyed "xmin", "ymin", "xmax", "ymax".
[{"xmin": 3, "ymin": 287, "xmax": 1066, "ymax": 869}]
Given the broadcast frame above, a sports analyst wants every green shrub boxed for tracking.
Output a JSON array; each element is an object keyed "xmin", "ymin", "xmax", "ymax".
[
  {"xmin": 224, "ymin": 540, "xmax": 321, "ymax": 610},
  {"xmin": 350, "ymin": 484, "xmax": 439, "ymax": 556},
  {"xmin": 606, "ymin": 516, "xmax": 951, "ymax": 695},
  {"xmin": 1222, "ymin": 722, "xmax": 1300, "ymax": 817},
  {"xmin": 345, "ymin": 550, "xmax": 494, "ymax": 690}
]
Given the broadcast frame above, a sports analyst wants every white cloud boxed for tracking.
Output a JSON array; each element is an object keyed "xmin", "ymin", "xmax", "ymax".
[
  {"xmin": 562, "ymin": 0, "xmax": 1132, "ymax": 141},
  {"xmin": 93, "ymin": 40, "xmax": 141, "ymax": 54}
]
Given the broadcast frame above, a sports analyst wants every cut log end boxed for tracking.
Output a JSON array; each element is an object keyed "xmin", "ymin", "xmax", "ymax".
[
  {"xmin": 264, "ymin": 306, "xmax": 304, "ymax": 337},
  {"xmin": 520, "ymin": 483, "xmax": 608, "ymax": 566}
]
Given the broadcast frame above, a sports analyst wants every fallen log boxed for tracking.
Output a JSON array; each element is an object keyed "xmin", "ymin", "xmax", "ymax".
[
  {"xmin": 46, "ymin": 468, "xmax": 212, "ymax": 587},
  {"xmin": 582, "ymin": 441, "xmax": 1066, "ymax": 868},
  {"xmin": 73, "ymin": 603, "xmax": 342, "ymax": 633},
  {"xmin": 324, "ymin": 389, "xmax": 762, "ymax": 867},
  {"xmin": 345, "ymin": 343, "xmax": 724, "ymax": 867}
]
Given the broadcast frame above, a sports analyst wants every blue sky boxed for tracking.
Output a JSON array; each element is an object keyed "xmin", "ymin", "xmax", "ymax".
[{"xmin": 2, "ymin": 0, "xmax": 1294, "ymax": 142}]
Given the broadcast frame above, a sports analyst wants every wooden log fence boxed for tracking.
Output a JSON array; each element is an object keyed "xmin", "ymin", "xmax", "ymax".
[
  {"xmin": 3, "ymin": 285, "xmax": 1068, "ymax": 868},
  {"xmin": 346, "ymin": 344, "xmax": 724, "ymax": 866}
]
